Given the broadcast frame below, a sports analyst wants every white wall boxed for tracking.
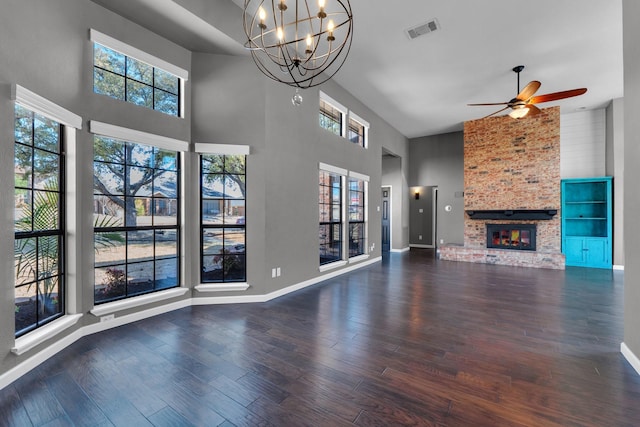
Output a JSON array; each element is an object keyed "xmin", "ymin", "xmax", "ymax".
[{"xmin": 561, "ymin": 109, "xmax": 606, "ymax": 178}]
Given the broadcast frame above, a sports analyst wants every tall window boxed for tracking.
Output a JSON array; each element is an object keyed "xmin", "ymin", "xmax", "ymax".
[
  {"xmin": 319, "ymin": 98, "xmax": 344, "ymax": 136},
  {"xmin": 93, "ymin": 136, "xmax": 180, "ymax": 303},
  {"xmin": 348, "ymin": 177, "xmax": 366, "ymax": 257},
  {"xmin": 200, "ymin": 154, "xmax": 246, "ymax": 282},
  {"xmin": 93, "ymin": 43, "xmax": 180, "ymax": 116},
  {"xmin": 14, "ymin": 105, "xmax": 64, "ymax": 336},
  {"xmin": 319, "ymin": 170, "xmax": 343, "ymax": 265},
  {"xmin": 348, "ymin": 116, "xmax": 366, "ymax": 147}
]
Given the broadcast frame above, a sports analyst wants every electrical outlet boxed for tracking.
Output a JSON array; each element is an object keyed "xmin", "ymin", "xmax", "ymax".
[
  {"xmin": 100, "ymin": 314, "xmax": 115, "ymax": 323},
  {"xmin": 272, "ymin": 268, "xmax": 277, "ymax": 278},
  {"xmin": 439, "ymin": 239, "xmax": 444, "ymax": 244},
  {"xmin": 276, "ymin": 267, "xmax": 281, "ymax": 277},
  {"xmin": 419, "ymin": 235, "xmax": 422, "ymax": 240}
]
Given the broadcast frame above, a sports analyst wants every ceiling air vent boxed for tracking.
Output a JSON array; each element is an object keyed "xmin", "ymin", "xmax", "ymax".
[{"xmin": 405, "ymin": 19, "xmax": 440, "ymax": 40}]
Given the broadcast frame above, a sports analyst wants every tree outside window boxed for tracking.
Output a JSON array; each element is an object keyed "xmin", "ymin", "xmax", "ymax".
[{"xmin": 93, "ymin": 136, "xmax": 180, "ymax": 303}]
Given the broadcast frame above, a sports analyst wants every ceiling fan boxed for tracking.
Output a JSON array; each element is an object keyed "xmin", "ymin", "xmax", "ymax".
[{"xmin": 468, "ymin": 65, "xmax": 587, "ymax": 119}]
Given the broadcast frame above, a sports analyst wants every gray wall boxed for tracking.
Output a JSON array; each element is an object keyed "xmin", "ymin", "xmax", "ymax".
[
  {"xmin": 409, "ymin": 186, "xmax": 435, "ymax": 247},
  {"xmin": 606, "ymin": 98, "xmax": 625, "ymax": 267},
  {"xmin": 623, "ymin": 0, "xmax": 640, "ymax": 361},
  {"xmin": 408, "ymin": 131, "xmax": 465, "ymax": 246},
  {"xmin": 0, "ymin": 1, "xmax": 409, "ymax": 381},
  {"xmin": 191, "ymin": 52, "xmax": 408, "ymax": 294}
]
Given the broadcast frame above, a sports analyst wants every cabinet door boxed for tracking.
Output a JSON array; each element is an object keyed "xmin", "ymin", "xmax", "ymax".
[
  {"xmin": 583, "ymin": 238, "xmax": 609, "ymax": 268},
  {"xmin": 564, "ymin": 237, "xmax": 586, "ymax": 265}
]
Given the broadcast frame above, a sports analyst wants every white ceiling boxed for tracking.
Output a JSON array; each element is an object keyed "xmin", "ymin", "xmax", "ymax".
[{"xmin": 91, "ymin": 0, "xmax": 623, "ymax": 138}]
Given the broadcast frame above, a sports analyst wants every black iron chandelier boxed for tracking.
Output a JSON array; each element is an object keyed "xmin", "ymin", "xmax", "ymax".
[{"xmin": 242, "ymin": 0, "xmax": 353, "ymax": 91}]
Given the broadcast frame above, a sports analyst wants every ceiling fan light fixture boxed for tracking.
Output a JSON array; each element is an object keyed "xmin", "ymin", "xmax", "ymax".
[{"xmin": 509, "ymin": 107, "xmax": 530, "ymax": 119}]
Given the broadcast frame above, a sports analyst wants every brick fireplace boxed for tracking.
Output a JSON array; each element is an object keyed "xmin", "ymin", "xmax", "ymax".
[{"xmin": 439, "ymin": 107, "xmax": 565, "ymax": 269}]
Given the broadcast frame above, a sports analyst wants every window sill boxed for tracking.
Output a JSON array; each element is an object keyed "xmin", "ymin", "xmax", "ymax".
[
  {"xmin": 194, "ymin": 283, "xmax": 250, "ymax": 293},
  {"xmin": 349, "ymin": 254, "xmax": 370, "ymax": 264},
  {"xmin": 12, "ymin": 314, "xmax": 83, "ymax": 356},
  {"xmin": 90, "ymin": 287, "xmax": 189, "ymax": 317},
  {"xmin": 319, "ymin": 260, "xmax": 348, "ymax": 272}
]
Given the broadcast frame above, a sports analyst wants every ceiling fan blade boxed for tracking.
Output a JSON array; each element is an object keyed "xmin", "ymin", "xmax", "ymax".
[
  {"xmin": 516, "ymin": 80, "xmax": 541, "ymax": 101},
  {"xmin": 526, "ymin": 104, "xmax": 542, "ymax": 116},
  {"xmin": 468, "ymin": 102, "xmax": 509, "ymax": 106},
  {"xmin": 482, "ymin": 106, "xmax": 509, "ymax": 119},
  {"xmin": 529, "ymin": 88, "xmax": 587, "ymax": 104}
]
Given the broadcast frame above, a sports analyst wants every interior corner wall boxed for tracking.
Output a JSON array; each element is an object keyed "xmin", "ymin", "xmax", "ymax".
[
  {"xmin": 382, "ymin": 155, "xmax": 406, "ymax": 250},
  {"xmin": 623, "ymin": 0, "xmax": 640, "ymax": 363},
  {"xmin": 606, "ymin": 98, "xmax": 625, "ymax": 267},
  {"xmin": 408, "ymin": 132, "xmax": 464, "ymax": 245}
]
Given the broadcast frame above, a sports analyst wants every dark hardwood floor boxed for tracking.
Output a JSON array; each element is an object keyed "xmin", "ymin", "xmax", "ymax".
[{"xmin": 2, "ymin": 250, "xmax": 640, "ymax": 426}]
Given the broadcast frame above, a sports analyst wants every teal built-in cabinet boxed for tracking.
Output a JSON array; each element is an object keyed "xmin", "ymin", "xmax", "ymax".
[{"xmin": 561, "ymin": 177, "xmax": 613, "ymax": 269}]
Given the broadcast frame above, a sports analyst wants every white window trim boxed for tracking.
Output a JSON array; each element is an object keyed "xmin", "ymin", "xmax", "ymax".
[
  {"xmin": 12, "ymin": 85, "xmax": 82, "ymax": 129},
  {"xmin": 90, "ymin": 29, "xmax": 189, "ymax": 81},
  {"xmin": 319, "ymin": 91, "xmax": 347, "ymax": 137},
  {"xmin": 195, "ymin": 283, "xmax": 250, "ymax": 293},
  {"xmin": 12, "ymin": 314, "xmax": 83, "ymax": 356},
  {"xmin": 90, "ymin": 288, "xmax": 189, "ymax": 317},
  {"xmin": 319, "ymin": 162, "xmax": 348, "ymax": 176},
  {"xmin": 89, "ymin": 120, "xmax": 189, "ymax": 151},
  {"xmin": 195, "ymin": 143, "xmax": 250, "ymax": 155},
  {"xmin": 12, "ymin": 86, "xmax": 83, "ymax": 349},
  {"xmin": 348, "ymin": 111, "xmax": 370, "ymax": 149},
  {"xmin": 320, "ymin": 260, "xmax": 348, "ymax": 272}
]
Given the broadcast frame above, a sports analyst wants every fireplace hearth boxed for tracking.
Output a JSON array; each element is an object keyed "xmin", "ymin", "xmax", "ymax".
[{"xmin": 486, "ymin": 224, "xmax": 536, "ymax": 251}]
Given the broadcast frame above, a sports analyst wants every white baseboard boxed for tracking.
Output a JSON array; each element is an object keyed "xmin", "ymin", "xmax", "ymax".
[
  {"xmin": 621, "ymin": 342, "xmax": 640, "ymax": 376},
  {"xmin": 614, "ymin": 265, "xmax": 625, "ymax": 271},
  {"xmin": 391, "ymin": 247, "xmax": 410, "ymax": 253},
  {"xmin": 409, "ymin": 244, "xmax": 435, "ymax": 249},
  {"xmin": 0, "ymin": 257, "xmax": 382, "ymax": 391}
]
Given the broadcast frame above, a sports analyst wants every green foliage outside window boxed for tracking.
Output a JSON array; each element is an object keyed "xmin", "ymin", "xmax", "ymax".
[{"xmin": 93, "ymin": 43, "xmax": 180, "ymax": 116}]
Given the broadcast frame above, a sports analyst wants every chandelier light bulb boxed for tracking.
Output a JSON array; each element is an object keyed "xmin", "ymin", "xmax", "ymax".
[
  {"xmin": 318, "ymin": 0, "xmax": 326, "ymax": 18},
  {"xmin": 277, "ymin": 27, "xmax": 284, "ymax": 42},
  {"xmin": 305, "ymin": 33, "xmax": 313, "ymax": 54},
  {"xmin": 258, "ymin": 6, "xmax": 267, "ymax": 29},
  {"xmin": 327, "ymin": 20, "xmax": 335, "ymax": 41}
]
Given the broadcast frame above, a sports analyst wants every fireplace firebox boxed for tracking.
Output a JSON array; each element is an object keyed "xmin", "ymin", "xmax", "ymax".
[{"xmin": 486, "ymin": 224, "xmax": 536, "ymax": 251}]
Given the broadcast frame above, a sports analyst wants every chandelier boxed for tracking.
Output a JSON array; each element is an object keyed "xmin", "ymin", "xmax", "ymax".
[{"xmin": 242, "ymin": 0, "xmax": 354, "ymax": 90}]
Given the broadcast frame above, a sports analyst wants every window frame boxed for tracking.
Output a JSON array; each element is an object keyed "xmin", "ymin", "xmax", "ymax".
[
  {"xmin": 319, "ymin": 168, "xmax": 345, "ymax": 267},
  {"xmin": 89, "ymin": 121, "xmax": 188, "ymax": 306},
  {"xmin": 90, "ymin": 29, "xmax": 188, "ymax": 118},
  {"xmin": 319, "ymin": 163, "xmax": 369, "ymax": 271},
  {"xmin": 319, "ymin": 92, "xmax": 347, "ymax": 137},
  {"xmin": 199, "ymin": 153, "xmax": 247, "ymax": 284},
  {"xmin": 195, "ymin": 143, "xmax": 251, "ymax": 292},
  {"xmin": 11, "ymin": 84, "xmax": 82, "ymax": 346},
  {"xmin": 348, "ymin": 111, "xmax": 369, "ymax": 148},
  {"xmin": 348, "ymin": 172, "xmax": 369, "ymax": 259}
]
